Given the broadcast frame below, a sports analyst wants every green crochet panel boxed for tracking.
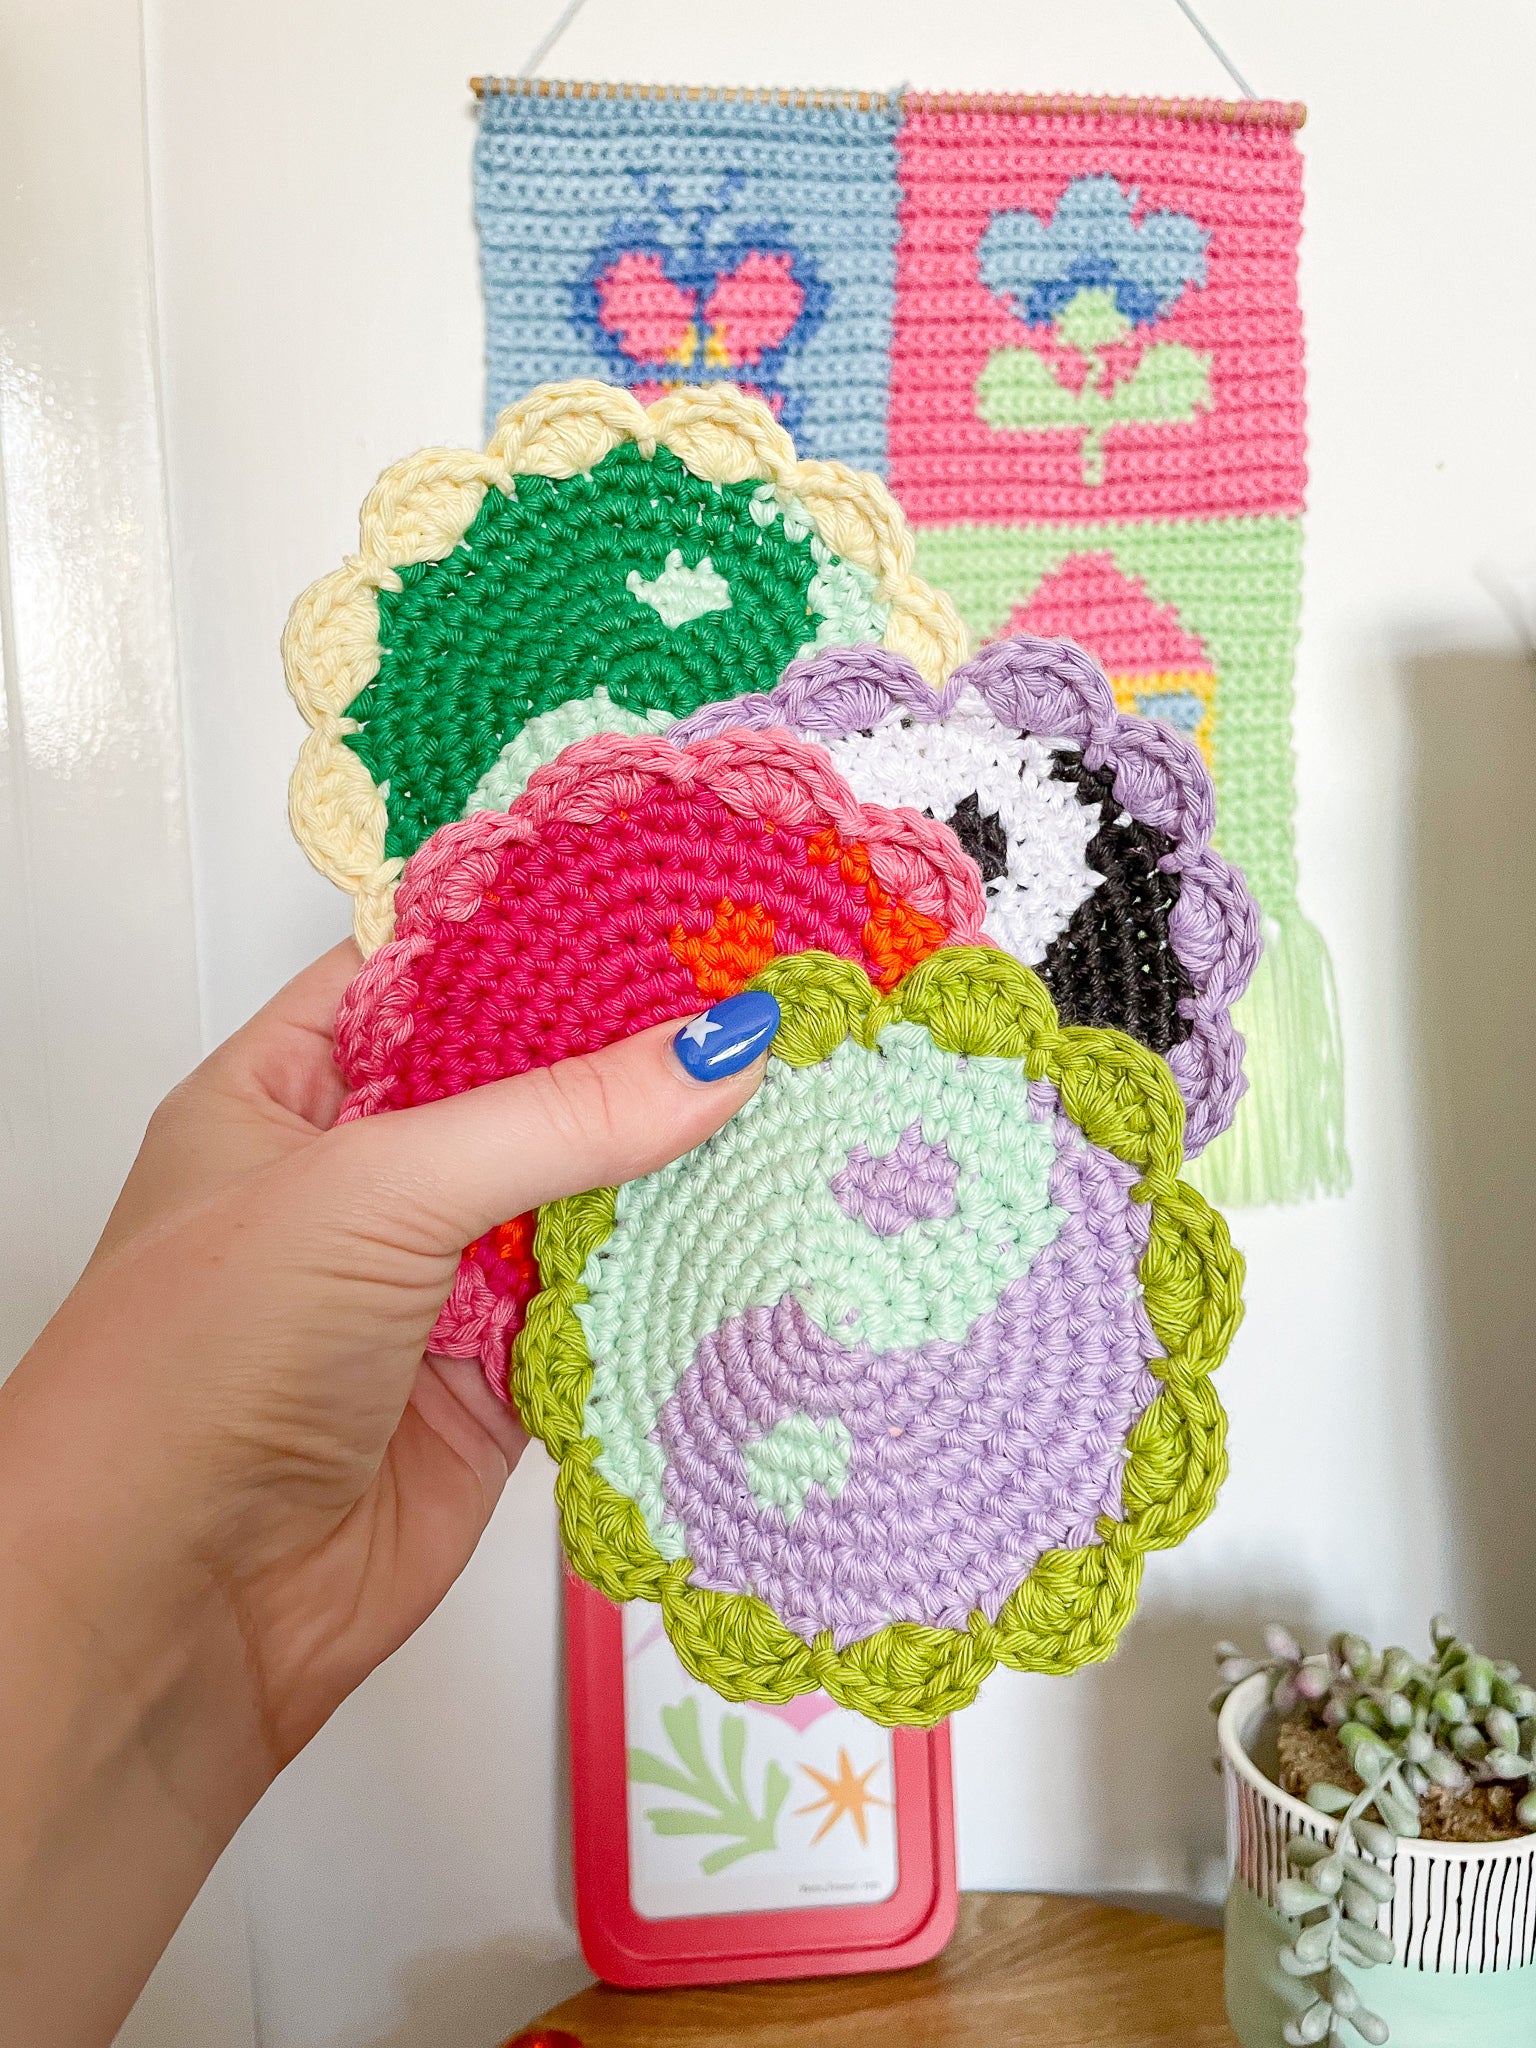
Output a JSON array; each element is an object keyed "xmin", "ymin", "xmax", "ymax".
[
  {"xmin": 514, "ymin": 947, "xmax": 1244, "ymax": 1727},
  {"xmin": 913, "ymin": 516, "xmax": 1350, "ymax": 1209},
  {"xmin": 911, "ymin": 515, "xmax": 1302, "ymax": 912},
  {"xmin": 346, "ymin": 442, "xmax": 875, "ymax": 861}
]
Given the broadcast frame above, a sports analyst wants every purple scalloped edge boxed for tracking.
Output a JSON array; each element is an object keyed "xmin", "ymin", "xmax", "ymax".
[{"xmin": 670, "ymin": 637, "xmax": 1262, "ymax": 1156}]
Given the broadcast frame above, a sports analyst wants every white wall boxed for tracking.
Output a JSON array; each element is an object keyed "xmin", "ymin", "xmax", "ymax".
[
  {"xmin": 117, "ymin": 0, "xmax": 1536, "ymax": 2038},
  {"xmin": 1, "ymin": 0, "xmax": 202, "ymax": 1362},
  {"xmin": 2, "ymin": 3, "xmax": 254, "ymax": 2042}
]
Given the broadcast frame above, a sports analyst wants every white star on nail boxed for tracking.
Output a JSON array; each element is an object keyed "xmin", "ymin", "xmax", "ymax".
[{"xmin": 680, "ymin": 1014, "xmax": 724, "ymax": 1048}]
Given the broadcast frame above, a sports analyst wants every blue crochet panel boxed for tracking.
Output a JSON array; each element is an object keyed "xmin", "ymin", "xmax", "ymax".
[{"xmin": 475, "ymin": 89, "xmax": 902, "ymax": 470}]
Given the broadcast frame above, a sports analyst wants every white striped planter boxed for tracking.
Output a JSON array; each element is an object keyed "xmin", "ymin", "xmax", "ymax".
[{"xmin": 1218, "ymin": 1671, "xmax": 1536, "ymax": 2045}]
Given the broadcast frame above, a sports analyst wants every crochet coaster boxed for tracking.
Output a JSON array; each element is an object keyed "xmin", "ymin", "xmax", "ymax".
[
  {"xmin": 285, "ymin": 378, "xmax": 966, "ymax": 953},
  {"xmin": 671, "ymin": 635, "xmax": 1260, "ymax": 1157},
  {"xmin": 334, "ymin": 728, "xmax": 987, "ymax": 1391},
  {"xmin": 518, "ymin": 946, "xmax": 1241, "ymax": 1725},
  {"xmin": 472, "ymin": 87, "xmax": 1345, "ymax": 1209}
]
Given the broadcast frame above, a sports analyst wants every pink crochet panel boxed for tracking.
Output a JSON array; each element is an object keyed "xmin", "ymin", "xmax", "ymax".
[
  {"xmin": 334, "ymin": 728, "xmax": 988, "ymax": 1394},
  {"xmin": 888, "ymin": 105, "xmax": 1306, "ymax": 524}
]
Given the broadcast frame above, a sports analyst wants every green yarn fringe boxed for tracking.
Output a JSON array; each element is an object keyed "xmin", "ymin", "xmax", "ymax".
[{"xmin": 1188, "ymin": 906, "xmax": 1349, "ymax": 1209}]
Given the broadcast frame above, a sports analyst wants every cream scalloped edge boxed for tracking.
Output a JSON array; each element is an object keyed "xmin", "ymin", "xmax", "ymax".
[{"xmin": 283, "ymin": 379, "xmax": 970, "ymax": 955}]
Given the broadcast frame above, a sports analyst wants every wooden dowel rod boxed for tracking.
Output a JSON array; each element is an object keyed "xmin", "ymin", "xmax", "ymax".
[{"xmin": 466, "ymin": 77, "xmax": 1307, "ymax": 128}]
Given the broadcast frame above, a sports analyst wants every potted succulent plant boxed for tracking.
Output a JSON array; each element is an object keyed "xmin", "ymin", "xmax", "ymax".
[{"xmin": 1214, "ymin": 1620, "xmax": 1536, "ymax": 2046}]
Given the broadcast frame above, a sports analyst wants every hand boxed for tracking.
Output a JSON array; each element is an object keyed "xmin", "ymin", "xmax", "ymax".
[{"xmin": 0, "ymin": 943, "xmax": 769, "ymax": 2048}]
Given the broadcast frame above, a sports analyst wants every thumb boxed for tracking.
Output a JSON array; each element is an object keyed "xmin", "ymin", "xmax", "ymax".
[{"xmin": 319, "ymin": 991, "xmax": 779, "ymax": 1256}]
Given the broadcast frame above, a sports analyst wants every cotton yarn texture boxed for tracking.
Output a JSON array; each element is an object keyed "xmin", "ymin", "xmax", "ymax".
[
  {"xmin": 474, "ymin": 83, "xmax": 1344, "ymax": 1208},
  {"xmin": 283, "ymin": 377, "xmax": 966, "ymax": 953},
  {"xmin": 672, "ymin": 637, "xmax": 1260, "ymax": 1158},
  {"xmin": 326, "ymin": 731, "xmax": 1241, "ymax": 1722},
  {"xmin": 522, "ymin": 946, "xmax": 1240, "ymax": 1724},
  {"xmin": 287, "ymin": 378, "xmax": 1244, "ymax": 1722},
  {"xmin": 333, "ymin": 727, "xmax": 987, "ymax": 1391}
]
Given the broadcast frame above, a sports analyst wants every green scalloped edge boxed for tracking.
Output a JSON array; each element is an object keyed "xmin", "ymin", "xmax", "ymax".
[{"xmin": 513, "ymin": 947, "xmax": 1243, "ymax": 1727}]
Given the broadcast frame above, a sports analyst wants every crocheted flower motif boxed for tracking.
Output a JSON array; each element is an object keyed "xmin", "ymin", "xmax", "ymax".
[
  {"xmin": 518, "ymin": 947, "xmax": 1241, "ymax": 1727},
  {"xmin": 334, "ymin": 728, "xmax": 987, "ymax": 1393},
  {"xmin": 974, "ymin": 176, "xmax": 1212, "ymax": 487},
  {"xmin": 978, "ymin": 174, "xmax": 1209, "ymax": 332},
  {"xmin": 284, "ymin": 380, "xmax": 966, "ymax": 953},
  {"xmin": 671, "ymin": 635, "xmax": 1260, "ymax": 1156}
]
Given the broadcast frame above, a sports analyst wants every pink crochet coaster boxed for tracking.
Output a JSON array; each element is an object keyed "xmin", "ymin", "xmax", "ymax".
[
  {"xmin": 671, "ymin": 635, "xmax": 1260, "ymax": 1155},
  {"xmin": 334, "ymin": 727, "xmax": 986, "ymax": 1391}
]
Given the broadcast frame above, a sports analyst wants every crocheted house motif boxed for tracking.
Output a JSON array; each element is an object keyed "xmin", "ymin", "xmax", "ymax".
[{"xmin": 1007, "ymin": 551, "xmax": 1218, "ymax": 770}]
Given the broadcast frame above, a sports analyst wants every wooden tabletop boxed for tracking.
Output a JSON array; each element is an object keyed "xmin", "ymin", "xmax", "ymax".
[{"xmin": 506, "ymin": 1892, "xmax": 1237, "ymax": 2047}]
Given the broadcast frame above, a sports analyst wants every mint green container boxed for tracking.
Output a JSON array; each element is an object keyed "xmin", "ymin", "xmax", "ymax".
[{"xmin": 1219, "ymin": 1674, "xmax": 1536, "ymax": 2047}]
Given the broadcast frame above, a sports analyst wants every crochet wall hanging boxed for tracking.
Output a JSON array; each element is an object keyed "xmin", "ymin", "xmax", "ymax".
[
  {"xmin": 472, "ymin": 80, "xmax": 1345, "ymax": 1210},
  {"xmin": 283, "ymin": 382, "xmax": 1243, "ymax": 1724}
]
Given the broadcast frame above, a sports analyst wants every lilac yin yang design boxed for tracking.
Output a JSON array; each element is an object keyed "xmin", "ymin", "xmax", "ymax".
[
  {"xmin": 578, "ymin": 1025, "xmax": 1162, "ymax": 1649},
  {"xmin": 670, "ymin": 636, "xmax": 1261, "ymax": 1156}
]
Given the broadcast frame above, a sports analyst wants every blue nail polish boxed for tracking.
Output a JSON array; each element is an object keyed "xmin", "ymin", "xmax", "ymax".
[{"xmin": 672, "ymin": 990, "xmax": 781, "ymax": 1082}]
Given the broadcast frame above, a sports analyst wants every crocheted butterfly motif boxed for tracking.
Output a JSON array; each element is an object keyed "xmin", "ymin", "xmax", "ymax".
[
  {"xmin": 575, "ymin": 175, "xmax": 828, "ymax": 431},
  {"xmin": 284, "ymin": 381, "xmax": 965, "ymax": 954},
  {"xmin": 335, "ymin": 729, "xmax": 987, "ymax": 1392},
  {"xmin": 520, "ymin": 947, "xmax": 1241, "ymax": 1725},
  {"xmin": 671, "ymin": 635, "xmax": 1260, "ymax": 1156}
]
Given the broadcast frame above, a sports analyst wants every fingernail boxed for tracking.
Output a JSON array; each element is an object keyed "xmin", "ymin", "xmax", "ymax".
[{"xmin": 672, "ymin": 990, "xmax": 780, "ymax": 1082}]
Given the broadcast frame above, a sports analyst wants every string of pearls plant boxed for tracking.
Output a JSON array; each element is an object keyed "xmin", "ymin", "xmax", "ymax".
[{"xmin": 1212, "ymin": 1620, "xmax": 1536, "ymax": 2047}]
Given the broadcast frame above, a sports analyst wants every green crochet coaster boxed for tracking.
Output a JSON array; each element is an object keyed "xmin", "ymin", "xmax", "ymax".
[
  {"xmin": 515, "ymin": 947, "xmax": 1241, "ymax": 1727},
  {"xmin": 284, "ymin": 378, "xmax": 965, "ymax": 952}
]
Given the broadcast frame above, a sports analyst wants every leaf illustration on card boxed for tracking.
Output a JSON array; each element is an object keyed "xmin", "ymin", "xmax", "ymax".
[{"xmin": 628, "ymin": 1697, "xmax": 792, "ymax": 1875}]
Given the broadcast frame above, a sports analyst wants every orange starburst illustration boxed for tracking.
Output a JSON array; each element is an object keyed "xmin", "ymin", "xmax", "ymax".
[{"xmin": 795, "ymin": 1749, "xmax": 891, "ymax": 1846}]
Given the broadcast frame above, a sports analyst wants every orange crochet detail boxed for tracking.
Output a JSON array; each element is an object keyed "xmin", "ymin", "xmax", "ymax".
[
  {"xmin": 670, "ymin": 899, "xmax": 778, "ymax": 1001},
  {"xmin": 862, "ymin": 884, "xmax": 945, "ymax": 990},
  {"xmin": 335, "ymin": 728, "xmax": 988, "ymax": 1392},
  {"xmin": 805, "ymin": 828, "xmax": 944, "ymax": 988}
]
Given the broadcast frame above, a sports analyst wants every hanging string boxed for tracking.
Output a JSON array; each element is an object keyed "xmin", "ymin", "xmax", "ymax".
[
  {"xmin": 516, "ymin": 0, "xmax": 1259, "ymax": 103},
  {"xmin": 522, "ymin": 0, "xmax": 590, "ymax": 77},
  {"xmin": 1169, "ymin": 0, "xmax": 1257, "ymax": 100}
]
